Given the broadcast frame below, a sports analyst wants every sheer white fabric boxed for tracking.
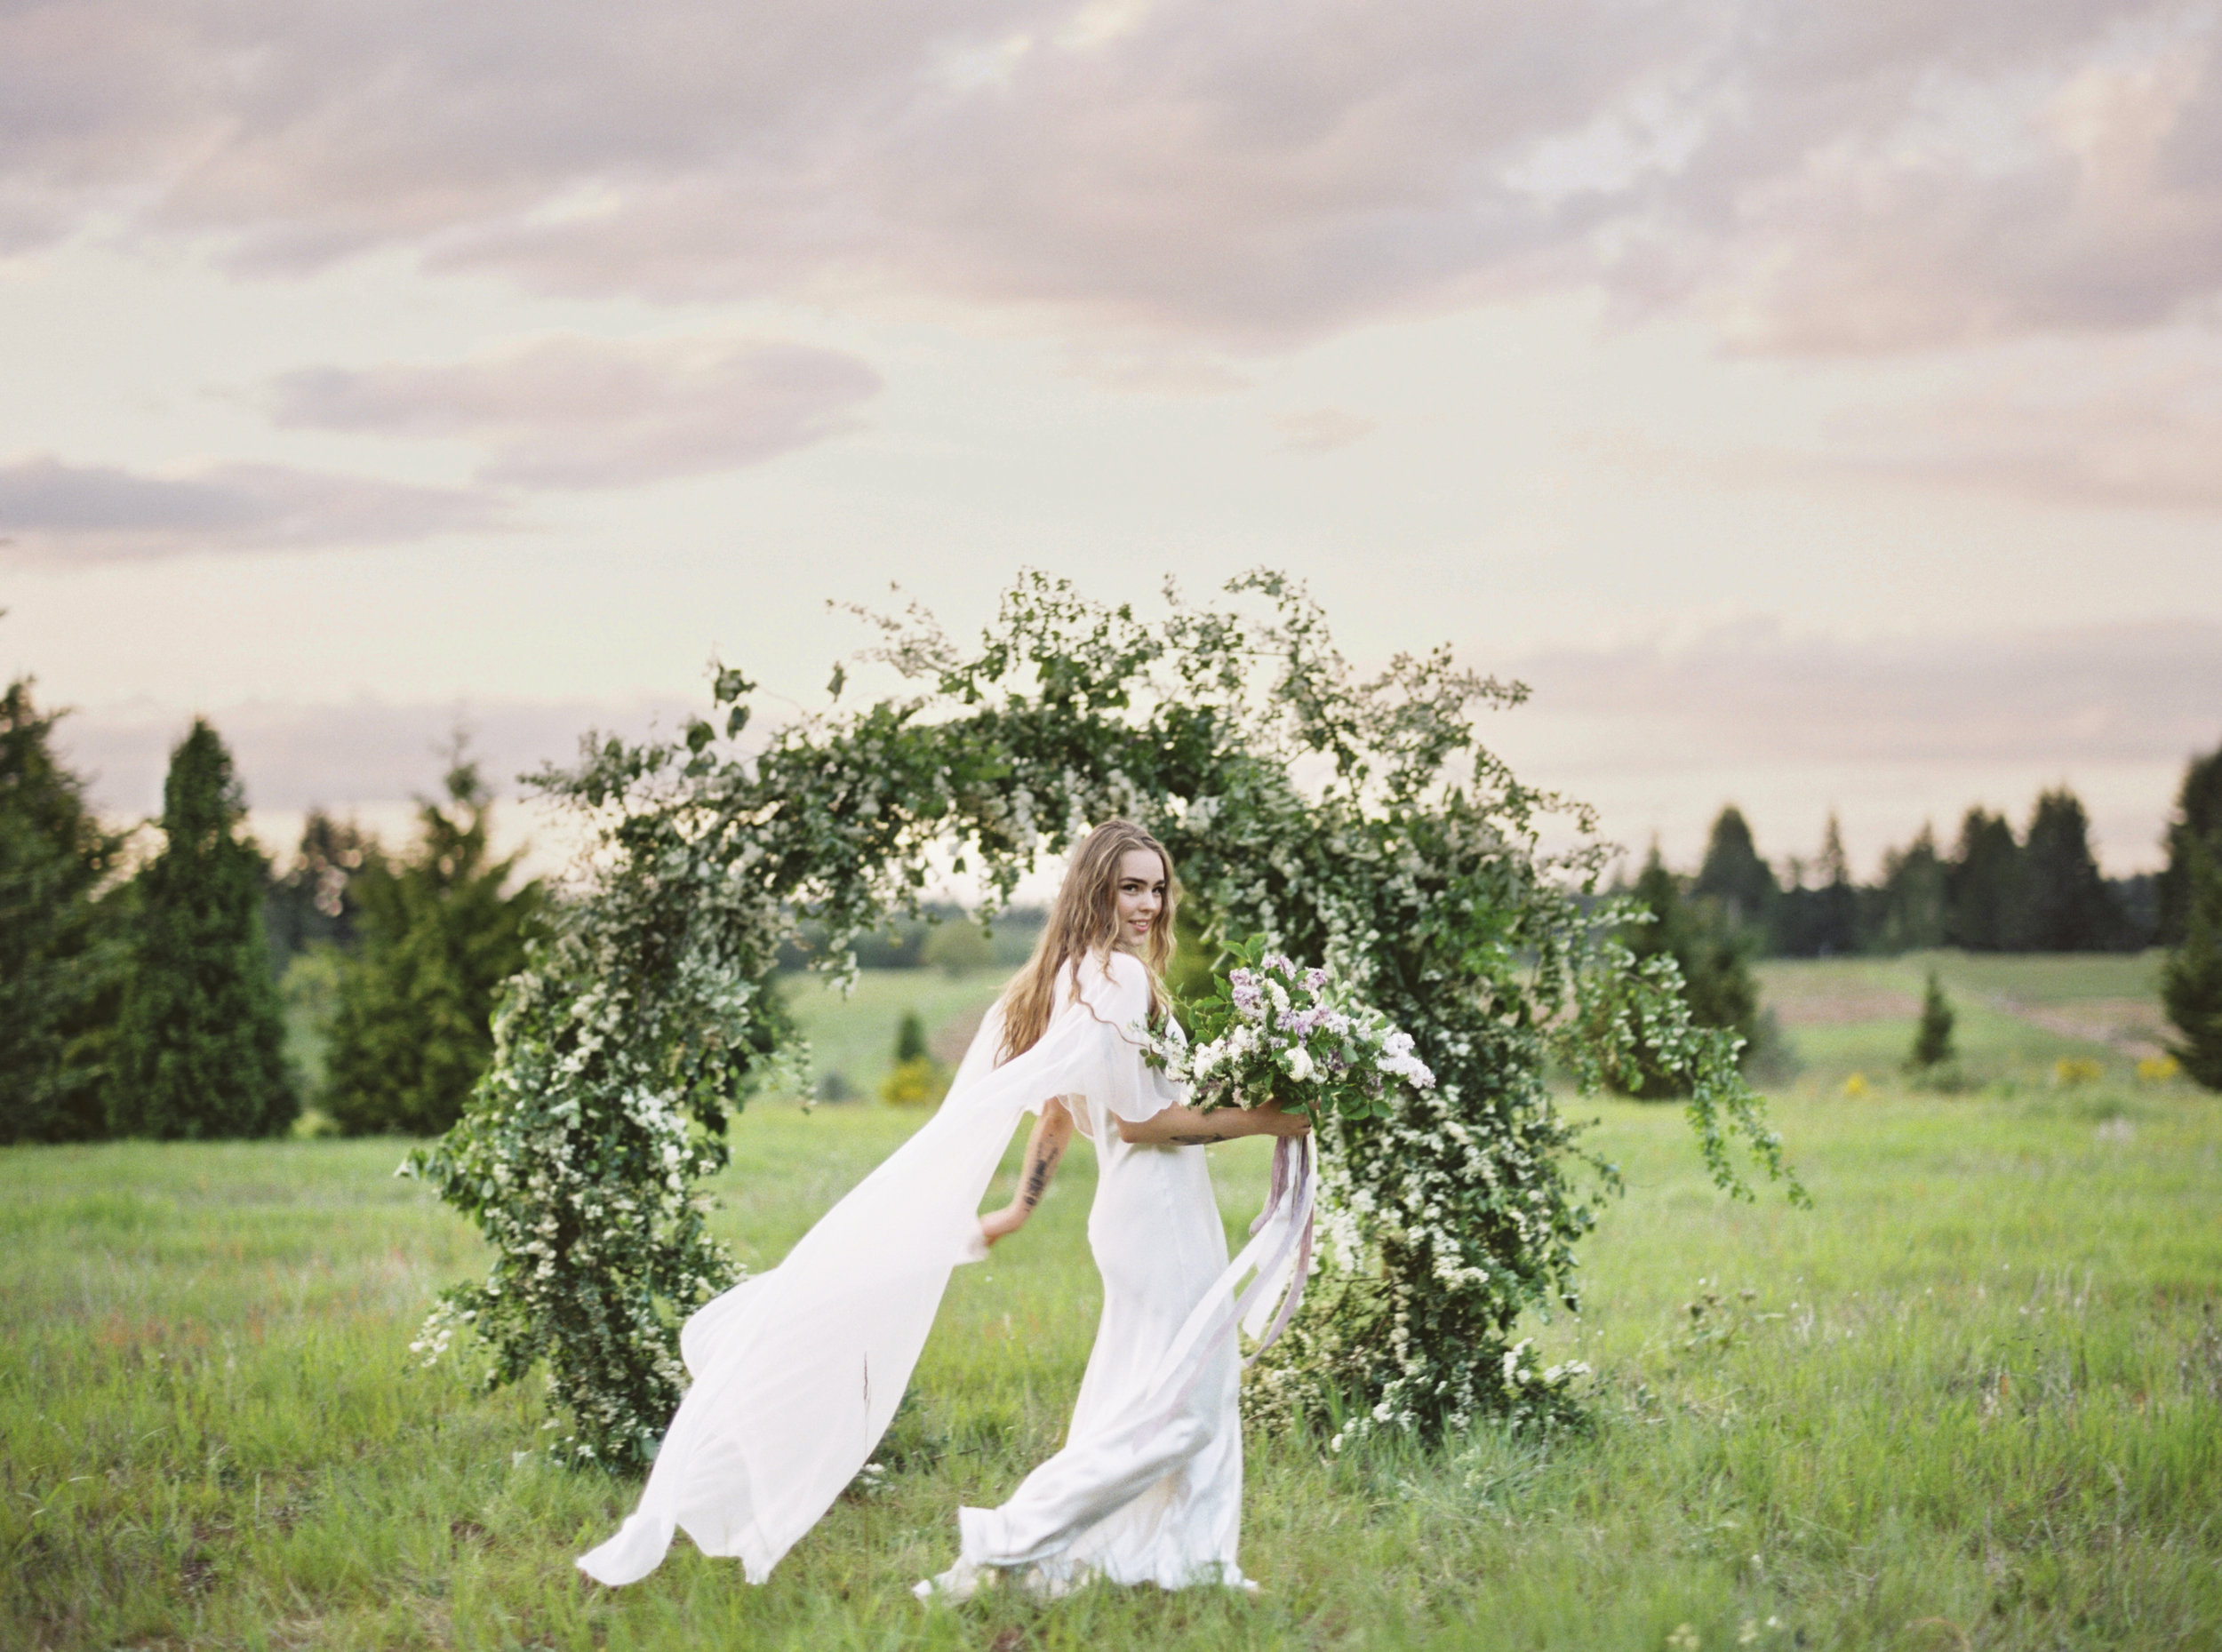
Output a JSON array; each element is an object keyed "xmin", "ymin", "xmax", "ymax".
[
  {"xmin": 576, "ymin": 948, "xmax": 1236, "ymax": 1589},
  {"xmin": 935, "ymin": 953, "xmax": 1251, "ymax": 1594}
]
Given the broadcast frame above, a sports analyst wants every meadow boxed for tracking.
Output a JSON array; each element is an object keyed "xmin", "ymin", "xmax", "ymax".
[{"xmin": 4, "ymin": 955, "xmax": 2217, "ymax": 1650}]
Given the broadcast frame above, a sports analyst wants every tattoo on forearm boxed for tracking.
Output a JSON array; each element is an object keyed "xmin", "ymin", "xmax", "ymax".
[
  {"xmin": 1019, "ymin": 1140, "xmax": 1065, "ymax": 1209},
  {"xmin": 1167, "ymin": 1133, "xmax": 1217, "ymax": 1145}
]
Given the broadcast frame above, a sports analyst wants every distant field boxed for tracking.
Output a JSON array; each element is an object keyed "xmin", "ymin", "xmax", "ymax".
[
  {"xmin": 4, "ymin": 955, "xmax": 2216, "ymax": 1649},
  {"xmin": 1756, "ymin": 950, "xmax": 2176, "ymax": 1091},
  {"xmin": 769, "ymin": 967, "xmax": 1007, "ymax": 1104}
]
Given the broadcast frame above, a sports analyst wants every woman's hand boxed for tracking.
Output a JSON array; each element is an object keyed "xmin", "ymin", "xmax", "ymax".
[
  {"xmin": 1250, "ymin": 1098, "xmax": 1313, "ymax": 1139},
  {"xmin": 978, "ymin": 1204, "xmax": 1028, "ymax": 1249}
]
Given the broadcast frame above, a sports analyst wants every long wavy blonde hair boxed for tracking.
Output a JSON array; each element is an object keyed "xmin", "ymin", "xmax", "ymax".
[{"xmin": 998, "ymin": 820, "xmax": 1178, "ymax": 1063}]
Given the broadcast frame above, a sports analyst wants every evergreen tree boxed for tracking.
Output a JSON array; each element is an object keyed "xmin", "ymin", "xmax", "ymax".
[
  {"xmin": 1908, "ymin": 970, "xmax": 1956, "ymax": 1071},
  {"xmin": 322, "ymin": 762, "xmax": 542, "ymax": 1136},
  {"xmin": 2020, "ymin": 787, "xmax": 2124, "ymax": 952},
  {"xmin": 108, "ymin": 720, "xmax": 297, "ymax": 1138},
  {"xmin": 1775, "ymin": 814, "xmax": 1858, "ymax": 957},
  {"xmin": 1946, "ymin": 807, "xmax": 2023, "ymax": 952},
  {"xmin": 1873, "ymin": 825, "xmax": 1948, "ymax": 954},
  {"xmin": 1610, "ymin": 846, "xmax": 1763, "ymax": 1098},
  {"xmin": 2157, "ymin": 742, "xmax": 2222, "ymax": 946},
  {"xmin": 1692, "ymin": 805, "xmax": 1778, "ymax": 944},
  {"xmin": 1, "ymin": 677, "xmax": 130, "ymax": 1143},
  {"xmin": 2162, "ymin": 840, "xmax": 2222, "ymax": 1090},
  {"xmin": 264, "ymin": 810, "xmax": 373, "ymax": 973}
]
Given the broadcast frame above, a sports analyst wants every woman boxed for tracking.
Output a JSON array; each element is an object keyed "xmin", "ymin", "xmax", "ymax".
[{"xmin": 576, "ymin": 820, "xmax": 1307, "ymax": 1595}]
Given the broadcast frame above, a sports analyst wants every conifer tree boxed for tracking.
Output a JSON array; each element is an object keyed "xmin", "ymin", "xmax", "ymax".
[
  {"xmin": 1611, "ymin": 845, "xmax": 1763, "ymax": 1097},
  {"xmin": 893, "ymin": 1008, "xmax": 929, "ymax": 1064},
  {"xmin": 2020, "ymin": 787, "xmax": 2123, "ymax": 952},
  {"xmin": 1692, "ymin": 805, "xmax": 1778, "ymax": 942},
  {"xmin": 1874, "ymin": 825, "xmax": 1948, "ymax": 954},
  {"xmin": 1, "ymin": 676, "xmax": 129, "ymax": 1142},
  {"xmin": 1908, "ymin": 970, "xmax": 1956, "ymax": 1071},
  {"xmin": 109, "ymin": 720, "xmax": 297, "ymax": 1138},
  {"xmin": 1946, "ymin": 807, "xmax": 2023, "ymax": 952},
  {"xmin": 2157, "ymin": 742, "xmax": 2222, "ymax": 947},
  {"xmin": 2162, "ymin": 842, "xmax": 2222, "ymax": 1091},
  {"xmin": 323, "ymin": 761, "xmax": 542, "ymax": 1136}
]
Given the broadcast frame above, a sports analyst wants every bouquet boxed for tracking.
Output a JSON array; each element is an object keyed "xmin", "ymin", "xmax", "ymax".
[
  {"xmin": 1152, "ymin": 938, "xmax": 1436, "ymax": 1121},
  {"xmin": 1144, "ymin": 939, "xmax": 1436, "ymax": 1361}
]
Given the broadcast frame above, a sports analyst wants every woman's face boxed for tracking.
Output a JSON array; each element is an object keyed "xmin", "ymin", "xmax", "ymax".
[{"xmin": 1111, "ymin": 848, "xmax": 1168, "ymax": 953}]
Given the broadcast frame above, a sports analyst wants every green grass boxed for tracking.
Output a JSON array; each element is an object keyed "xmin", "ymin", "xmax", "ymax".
[
  {"xmin": 770, "ymin": 968, "xmax": 1008, "ymax": 1104},
  {"xmin": 4, "ymin": 960, "xmax": 2218, "ymax": 1649},
  {"xmin": 1756, "ymin": 951, "xmax": 2177, "ymax": 1093}
]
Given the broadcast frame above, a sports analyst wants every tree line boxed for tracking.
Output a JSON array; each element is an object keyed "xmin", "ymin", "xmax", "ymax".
[
  {"xmin": 1689, "ymin": 786, "xmax": 2171, "ymax": 962},
  {"xmin": 8, "ymin": 663, "xmax": 2222, "ymax": 1140},
  {"xmin": 1612, "ymin": 750, "xmax": 2222, "ymax": 1092},
  {"xmin": 1, "ymin": 677, "xmax": 540, "ymax": 1144}
]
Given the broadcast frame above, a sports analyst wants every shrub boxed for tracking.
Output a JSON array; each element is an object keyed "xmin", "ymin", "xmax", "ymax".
[
  {"xmin": 1907, "ymin": 970, "xmax": 1956, "ymax": 1071},
  {"xmin": 879, "ymin": 1056, "xmax": 951, "ymax": 1105},
  {"xmin": 880, "ymin": 1010, "xmax": 950, "ymax": 1104}
]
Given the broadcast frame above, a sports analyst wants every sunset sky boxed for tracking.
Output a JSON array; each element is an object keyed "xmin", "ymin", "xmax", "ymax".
[{"xmin": 4, "ymin": 0, "xmax": 2218, "ymax": 879}]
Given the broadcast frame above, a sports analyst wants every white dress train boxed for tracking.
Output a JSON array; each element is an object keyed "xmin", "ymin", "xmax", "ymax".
[{"xmin": 575, "ymin": 948, "xmax": 1295, "ymax": 1593}]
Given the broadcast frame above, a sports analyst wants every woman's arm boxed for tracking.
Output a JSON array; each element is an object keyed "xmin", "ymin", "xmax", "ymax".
[
  {"xmin": 979, "ymin": 1097, "xmax": 1076, "ymax": 1247},
  {"xmin": 1116, "ymin": 1098, "xmax": 1310, "ymax": 1146}
]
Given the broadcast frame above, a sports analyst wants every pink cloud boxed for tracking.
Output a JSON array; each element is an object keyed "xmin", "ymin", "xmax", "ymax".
[
  {"xmin": 268, "ymin": 335, "xmax": 883, "ymax": 487},
  {"xmin": 4, "ymin": 0, "xmax": 2211, "ymax": 353}
]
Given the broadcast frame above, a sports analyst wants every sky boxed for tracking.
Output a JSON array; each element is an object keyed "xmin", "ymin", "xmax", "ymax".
[{"xmin": 4, "ymin": 0, "xmax": 2218, "ymax": 881}]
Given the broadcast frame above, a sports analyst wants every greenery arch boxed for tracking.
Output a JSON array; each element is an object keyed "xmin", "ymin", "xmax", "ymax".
[{"xmin": 410, "ymin": 571, "xmax": 1801, "ymax": 1467}]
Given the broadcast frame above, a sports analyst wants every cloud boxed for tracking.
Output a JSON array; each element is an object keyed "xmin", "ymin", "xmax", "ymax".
[
  {"xmin": 3, "ymin": 0, "xmax": 2214, "ymax": 354},
  {"xmin": 1834, "ymin": 357, "xmax": 2222, "ymax": 512},
  {"xmin": 1685, "ymin": 335, "xmax": 2222, "ymax": 510},
  {"xmin": 1486, "ymin": 617, "xmax": 2221, "ymax": 873},
  {"xmin": 1507, "ymin": 617, "xmax": 2222, "ymax": 769},
  {"xmin": 0, "ymin": 456, "xmax": 502, "ymax": 561},
  {"xmin": 268, "ymin": 335, "xmax": 883, "ymax": 487},
  {"xmin": 1275, "ymin": 409, "xmax": 1376, "ymax": 452},
  {"xmin": 55, "ymin": 694, "xmax": 696, "ymax": 818}
]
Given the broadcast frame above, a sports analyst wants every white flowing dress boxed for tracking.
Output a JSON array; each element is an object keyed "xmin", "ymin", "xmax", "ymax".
[
  {"xmin": 938, "ymin": 956, "xmax": 1246, "ymax": 1594},
  {"xmin": 576, "ymin": 948, "xmax": 1300, "ymax": 1593}
]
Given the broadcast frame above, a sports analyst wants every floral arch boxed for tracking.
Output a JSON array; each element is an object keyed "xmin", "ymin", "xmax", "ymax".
[{"xmin": 410, "ymin": 571, "xmax": 1797, "ymax": 1466}]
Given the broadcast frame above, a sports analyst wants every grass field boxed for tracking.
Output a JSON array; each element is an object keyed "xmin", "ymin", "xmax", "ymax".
[{"xmin": 4, "ymin": 957, "xmax": 2217, "ymax": 1650}]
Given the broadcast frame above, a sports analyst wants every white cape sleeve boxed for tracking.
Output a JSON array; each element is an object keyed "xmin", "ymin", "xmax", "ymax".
[{"xmin": 576, "ymin": 951, "xmax": 1176, "ymax": 1587}]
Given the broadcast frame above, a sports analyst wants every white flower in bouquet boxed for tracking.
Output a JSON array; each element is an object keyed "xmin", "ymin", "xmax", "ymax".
[{"xmin": 1147, "ymin": 940, "xmax": 1435, "ymax": 1122}]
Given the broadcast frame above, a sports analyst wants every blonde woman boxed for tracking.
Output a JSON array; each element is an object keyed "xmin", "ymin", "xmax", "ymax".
[{"xmin": 579, "ymin": 821, "xmax": 1306, "ymax": 1597}]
